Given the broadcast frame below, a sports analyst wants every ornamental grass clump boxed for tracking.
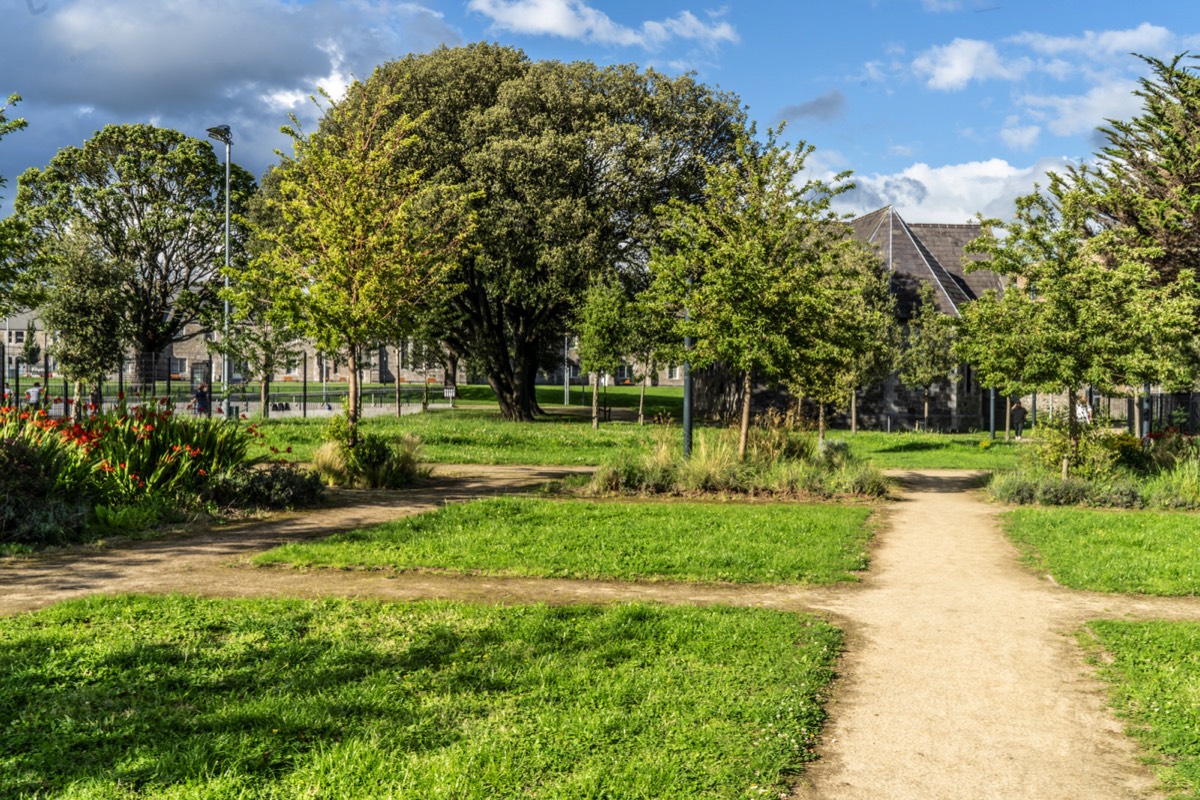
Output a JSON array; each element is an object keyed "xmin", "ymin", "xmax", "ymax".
[
  {"xmin": 315, "ymin": 412, "xmax": 428, "ymax": 488},
  {"xmin": 589, "ymin": 426, "xmax": 889, "ymax": 499}
]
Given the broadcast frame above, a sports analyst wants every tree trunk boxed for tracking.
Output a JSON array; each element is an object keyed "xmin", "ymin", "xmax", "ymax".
[
  {"xmin": 850, "ymin": 391, "xmax": 858, "ymax": 435},
  {"xmin": 1004, "ymin": 397, "xmax": 1011, "ymax": 441},
  {"xmin": 923, "ymin": 388, "xmax": 930, "ymax": 431},
  {"xmin": 737, "ymin": 370, "xmax": 753, "ymax": 461},
  {"xmin": 638, "ymin": 376, "xmax": 647, "ymax": 425},
  {"xmin": 347, "ymin": 347, "xmax": 360, "ymax": 447},
  {"xmin": 260, "ymin": 376, "xmax": 270, "ymax": 419},
  {"xmin": 591, "ymin": 372, "xmax": 600, "ymax": 430},
  {"xmin": 395, "ymin": 373, "xmax": 403, "ymax": 417},
  {"xmin": 1067, "ymin": 385, "xmax": 1080, "ymax": 472},
  {"xmin": 818, "ymin": 402, "xmax": 827, "ymax": 443}
]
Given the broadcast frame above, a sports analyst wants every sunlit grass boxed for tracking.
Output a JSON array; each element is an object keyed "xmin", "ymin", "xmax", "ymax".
[
  {"xmin": 1, "ymin": 594, "xmax": 840, "ymax": 799},
  {"xmin": 1086, "ymin": 620, "xmax": 1200, "ymax": 796},
  {"xmin": 1004, "ymin": 507, "xmax": 1200, "ymax": 595},
  {"xmin": 256, "ymin": 497, "xmax": 875, "ymax": 585}
]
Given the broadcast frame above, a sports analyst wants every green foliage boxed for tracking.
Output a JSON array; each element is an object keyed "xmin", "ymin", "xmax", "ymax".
[
  {"xmin": 260, "ymin": 86, "xmax": 471, "ymax": 435},
  {"xmin": 0, "ymin": 595, "xmax": 840, "ymax": 799},
  {"xmin": 259, "ymin": 496, "xmax": 874, "ymax": 585},
  {"xmin": 1143, "ymin": 459, "xmax": 1200, "ymax": 509},
  {"xmin": 202, "ymin": 462, "xmax": 325, "ymax": 510},
  {"xmin": 15, "ymin": 124, "xmax": 256, "ymax": 376},
  {"xmin": 1087, "ymin": 620, "xmax": 1200, "ymax": 797},
  {"xmin": 590, "ymin": 426, "xmax": 891, "ymax": 499},
  {"xmin": 0, "ymin": 435, "xmax": 90, "ymax": 545},
  {"xmin": 649, "ymin": 127, "xmax": 890, "ymax": 452},
  {"xmin": 362, "ymin": 45, "xmax": 745, "ymax": 421},
  {"xmin": 317, "ymin": 411, "xmax": 426, "ymax": 488},
  {"xmin": 899, "ymin": 283, "xmax": 958, "ymax": 424},
  {"xmin": 576, "ymin": 277, "xmax": 627, "ymax": 379},
  {"xmin": 36, "ymin": 227, "xmax": 131, "ymax": 387},
  {"xmin": 1004, "ymin": 507, "xmax": 1200, "ymax": 594}
]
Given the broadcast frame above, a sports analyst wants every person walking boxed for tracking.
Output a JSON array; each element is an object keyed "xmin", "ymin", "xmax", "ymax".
[
  {"xmin": 191, "ymin": 382, "xmax": 210, "ymax": 416},
  {"xmin": 24, "ymin": 381, "xmax": 42, "ymax": 407},
  {"xmin": 1010, "ymin": 400, "xmax": 1028, "ymax": 440}
]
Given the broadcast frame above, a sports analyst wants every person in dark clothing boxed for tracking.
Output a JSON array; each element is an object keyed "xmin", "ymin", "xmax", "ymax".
[
  {"xmin": 192, "ymin": 382, "xmax": 210, "ymax": 416},
  {"xmin": 1011, "ymin": 400, "xmax": 1028, "ymax": 440}
]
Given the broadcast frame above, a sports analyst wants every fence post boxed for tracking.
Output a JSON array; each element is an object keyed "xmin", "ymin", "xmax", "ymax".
[{"xmin": 302, "ymin": 358, "xmax": 307, "ymax": 418}]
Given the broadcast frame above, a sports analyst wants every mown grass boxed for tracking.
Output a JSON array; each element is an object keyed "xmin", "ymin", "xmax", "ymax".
[
  {"xmin": 254, "ymin": 411, "xmax": 661, "ymax": 466},
  {"xmin": 1004, "ymin": 507, "xmax": 1200, "ymax": 595},
  {"xmin": 1086, "ymin": 620, "xmax": 1200, "ymax": 797},
  {"xmin": 255, "ymin": 411, "xmax": 1023, "ymax": 471},
  {"xmin": 256, "ymin": 497, "xmax": 874, "ymax": 584},
  {"xmin": 1, "ymin": 594, "xmax": 840, "ymax": 799},
  {"xmin": 828, "ymin": 430, "xmax": 1020, "ymax": 470}
]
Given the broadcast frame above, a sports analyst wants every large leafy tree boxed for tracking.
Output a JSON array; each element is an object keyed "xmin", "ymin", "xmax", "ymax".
[
  {"xmin": 649, "ymin": 129, "xmax": 866, "ymax": 459},
  {"xmin": 356, "ymin": 44, "xmax": 744, "ymax": 421},
  {"xmin": 897, "ymin": 283, "xmax": 959, "ymax": 431},
  {"xmin": 258, "ymin": 86, "xmax": 472, "ymax": 443},
  {"xmin": 962, "ymin": 178, "xmax": 1198, "ymax": 460},
  {"xmin": 15, "ymin": 124, "xmax": 254, "ymax": 383}
]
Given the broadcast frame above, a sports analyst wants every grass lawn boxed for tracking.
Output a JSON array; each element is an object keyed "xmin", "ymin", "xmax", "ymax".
[
  {"xmin": 1086, "ymin": 620, "xmax": 1200, "ymax": 797},
  {"xmin": 1, "ymin": 594, "xmax": 840, "ymax": 799},
  {"xmin": 254, "ymin": 410, "xmax": 1023, "ymax": 470},
  {"xmin": 827, "ymin": 430, "xmax": 1020, "ymax": 470},
  {"xmin": 255, "ymin": 497, "xmax": 875, "ymax": 584},
  {"xmin": 1004, "ymin": 507, "xmax": 1200, "ymax": 595},
  {"xmin": 253, "ymin": 410, "xmax": 662, "ymax": 465}
]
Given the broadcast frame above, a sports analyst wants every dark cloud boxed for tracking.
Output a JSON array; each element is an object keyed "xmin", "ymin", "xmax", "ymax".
[
  {"xmin": 777, "ymin": 90, "xmax": 845, "ymax": 123},
  {"xmin": 0, "ymin": 0, "xmax": 461, "ymax": 210}
]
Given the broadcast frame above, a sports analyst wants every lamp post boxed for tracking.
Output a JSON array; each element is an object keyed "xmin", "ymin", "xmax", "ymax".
[{"xmin": 206, "ymin": 124, "xmax": 233, "ymax": 419}]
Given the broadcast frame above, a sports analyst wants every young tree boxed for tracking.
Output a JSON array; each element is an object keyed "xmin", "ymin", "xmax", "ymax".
[
  {"xmin": 15, "ymin": 124, "xmax": 255, "ymax": 383},
  {"xmin": 258, "ymin": 85, "xmax": 472, "ymax": 444},
  {"xmin": 962, "ymin": 179, "xmax": 1198, "ymax": 462},
  {"xmin": 20, "ymin": 318, "xmax": 40, "ymax": 374},
  {"xmin": 36, "ymin": 227, "xmax": 130, "ymax": 411},
  {"xmin": 650, "ymin": 128, "xmax": 859, "ymax": 459},
  {"xmin": 576, "ymin": 277, "xmax": 628, "ymax": 430},
  {"xmin": 898, "ymin": 283, "xmax": 959, "ymax": 431},
  {"xmin": 791, "ymin": 240, "xmax": 897, "ymax": 440},
  {"xmin": 357, "ymin": 45, "xmax": 745, "ymax": 421}
]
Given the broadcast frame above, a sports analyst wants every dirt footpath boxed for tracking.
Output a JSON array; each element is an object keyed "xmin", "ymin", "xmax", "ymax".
[
  {"xmin": 3, "ymin": 466, "xmax": 1199, "ymax": 798},
  {"xmin": 795, "ymin": 470, "xmax": 1194, "ymax": 800}
]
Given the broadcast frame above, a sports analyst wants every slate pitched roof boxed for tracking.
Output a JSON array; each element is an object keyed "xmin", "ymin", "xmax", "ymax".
[{"xmin": 851, "ymin": 206, "xmax": 1003, "ymax": 319}]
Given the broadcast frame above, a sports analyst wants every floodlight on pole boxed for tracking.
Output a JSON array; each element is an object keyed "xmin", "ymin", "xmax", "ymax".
[{"xmin": 206, "ymin": 125, "xmax": 233, "ymax": 419}]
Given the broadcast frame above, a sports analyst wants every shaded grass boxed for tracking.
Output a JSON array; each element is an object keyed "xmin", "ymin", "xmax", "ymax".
[
  {"xmin": 828, "ymin": 431, "xmax": 1020, "ymax": 470},
  {"xmin": 256, "ymin": 497, "xmax": 874, "ymax": 584},
  {"xmin": 1086, "ymin": 620, "xmax": 1200, "ymax": 797},
  {"xmin": 1, "ymin": 594, "xmax": 840, "ymax": 799},
  {"xmin": 1004, "ymin": 507, "xmax": 1200, "ymax": 595}
]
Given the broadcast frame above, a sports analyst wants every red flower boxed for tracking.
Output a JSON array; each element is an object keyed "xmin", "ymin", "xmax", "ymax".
[{"xmin": 198, "ymin": 468, "xmax": 207, "ymax": 476}]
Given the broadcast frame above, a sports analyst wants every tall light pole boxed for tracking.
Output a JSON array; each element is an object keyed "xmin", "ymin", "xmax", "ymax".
[{"xmin": 206, "ymin": 125, "xmax": 233, "ymax": 419}]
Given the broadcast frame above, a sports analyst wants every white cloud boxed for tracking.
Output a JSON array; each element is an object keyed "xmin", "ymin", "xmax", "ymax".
[
  {"xmin": 1020, "ymin": 80, "xmax": 1142, "ymax": 136},
  {"xmin": 1000, "ymin": 117, "xmax": 1040, "ymax": 149},
  {"xmin": 466, "ymin": 0, "xmax": 737, "ymax": 49},
  {"xmin": 1009, "ymin": 22, "xmax": 1172, "ymax": 59},
  {"xmin": 912, "ymin": 39, "xmax": 1031, "ymax": 90},
  {"xmin": 833, "ymin": 157, "xmax": 1074, "ymax": 224}
]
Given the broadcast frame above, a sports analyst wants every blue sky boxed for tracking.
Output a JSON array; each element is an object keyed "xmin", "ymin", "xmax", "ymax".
[{"xmin": 2, "ymin": 0, "xmax": 1198, "ymax": 222}]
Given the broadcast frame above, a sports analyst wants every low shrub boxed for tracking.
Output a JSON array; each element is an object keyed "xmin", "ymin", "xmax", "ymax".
[
  {"xmin": 989, "ymin": 471, "xmax": 1038, "ymax": 505},
  {"xmin": 312, "ymin": 441, "xmax": 350, "ymax": 487},
  {"xmin": 1143, "ymin": 459, "xmax": 1200, "ymax": 509},
  {"xmin": 0, "ymin": 435, "xmax": 90, "ymax": 545},
  {"xmin": 1034, "ymin": 477, "xmax": 1091, "ymax": 506},
  {"xmin": 203, "ymin": 463, "xmax": 326, "ymax": 509},
  {"xmin": 312, "ymin": 428, "xmax": 428, "ymax": 489}
]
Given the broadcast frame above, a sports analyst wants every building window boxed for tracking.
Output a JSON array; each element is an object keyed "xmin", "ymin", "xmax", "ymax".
[
  {"xmin": 169, "ymin": 357, "xmax": 187, "ymax": 376},
  {"xmin": 668, "ymin": 364, "xmax": 680, "ymax": 380},
  {"xmin": 11, "ymin": 330, "xmax": 24, "ymax": 345}
]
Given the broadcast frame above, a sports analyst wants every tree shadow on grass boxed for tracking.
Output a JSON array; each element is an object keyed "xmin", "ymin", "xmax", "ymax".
[{"xmin": 0, "ymin": 597, "xmax": 503, "ymax": 797}]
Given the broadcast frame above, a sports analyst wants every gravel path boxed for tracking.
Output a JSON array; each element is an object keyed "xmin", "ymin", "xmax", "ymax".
[{"xmin": 3, "ymin": 466, "xmax": 1198, "ymax": 798}]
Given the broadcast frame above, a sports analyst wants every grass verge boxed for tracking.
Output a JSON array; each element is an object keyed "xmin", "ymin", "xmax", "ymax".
[
  {"xmin": 255, "ymin": 497, "xmax": 874, "ymax": 584},
  {"xmin": 1004, "ymin": 507, "xmax": 1200, "ymax": 595},
  {"xmin": 828, "ymin": 430, "xmax": 1020, "ymax": 470},
  {"xmin": 1, "ymin": 594, "xmax": 840, "ymax": 799},
  {"xmin": 1085, "ymin": 620, "xmax": 1200, "ymax": 797}
]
